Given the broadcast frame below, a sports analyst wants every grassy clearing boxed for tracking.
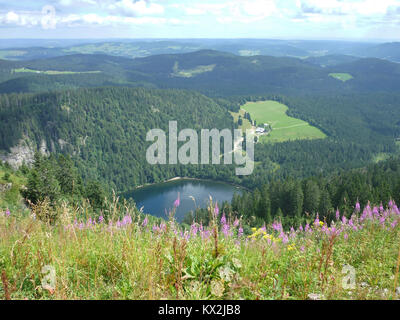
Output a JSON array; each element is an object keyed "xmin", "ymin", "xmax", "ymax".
[
  {"xmin": 0, "ymin": 50, "xmax": 26, "ymax": 60},
  {"xmin": 171, "ymin": 62, "xmax": 216, "ymax": 78},
  {"xmin": 230, "ymin": 109, "xmax": 252, "ymax": 131},
  {"xmin": 329, "ymin": 73, "xmax": 354, "ymax": 82},
  {"xmin": 0, "ymin": 199, "xmax": 399, "ymax": 300},
  {"xmin": 0, "ymin": 165, "xmax": 28, "ymax": 214},
  {"xmin": 12, "ymin": 68, "xmax": 101, "ymax": 75},
  {"xmin": 241, "ymin": 101, "xmax": 326, "ymax": 143},
  {"xmin": 373, "ymin": 153, "xmax": 391, "ymax": 163}
]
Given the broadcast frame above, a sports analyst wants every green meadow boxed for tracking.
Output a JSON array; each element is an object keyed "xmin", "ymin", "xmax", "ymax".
[
  {"xmin": 329, "ymin": 73, "xmax": 354, "ymax": 82},
  {"xmin": 12, "ymin": 68, "xmax": 101, "ymax": 75},
  {"xmin": 241, "ymin": 101, "xmax": 327, "ymax": 143}
]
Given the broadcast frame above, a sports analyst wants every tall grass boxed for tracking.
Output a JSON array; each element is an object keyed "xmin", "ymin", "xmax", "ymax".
[{"xmin": 0, "ymin": 198, "xmax": 399, "ymax": 300}]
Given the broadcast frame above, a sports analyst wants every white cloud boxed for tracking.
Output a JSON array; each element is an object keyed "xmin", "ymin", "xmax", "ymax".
[
  {"xmin": 179, "ymin": 0, "xmax": 278, "ymax": 23},
  {"xmin": 5, "ymin": 11, "xmax": 19, "ymax": 23},
  {"xmin": 297, "ymin": 0, "xmax": 400, "ymax": 16},
  {"xmin": 109, "ymin": 0, "xmax": 164, "ymax": 16}
]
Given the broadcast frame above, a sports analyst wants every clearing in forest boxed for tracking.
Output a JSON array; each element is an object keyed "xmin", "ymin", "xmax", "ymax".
[{"xmin": 240, "ymin": 100, "xmax": 327, "ymax": 143}]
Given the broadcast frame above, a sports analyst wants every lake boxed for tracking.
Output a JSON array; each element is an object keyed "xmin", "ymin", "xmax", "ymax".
[{"xmin": 125, "ymin": 179, "xmax": 243, "ymax": 222}]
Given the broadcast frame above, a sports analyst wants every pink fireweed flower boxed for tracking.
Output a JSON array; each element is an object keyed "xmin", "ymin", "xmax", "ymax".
[
  {"xmin": 372, "ymin": 207, "xmax": 379, "ymax": 218},
  {"xmin": 391, "ymin": 220, "xmax": 398, "ymax": 229},
  {"xmin": 214, "ymin": 202, "xmax": 219, "ymax": 216},
  {"xmin": 222, "ymin": 224, "xmax": 230, "ymax": 237},
  {"xmin": 314, "ymin": 214, "xmax": 320, "ymax": 227},
  {"xmin": 220, "ymin": 213, "xmax": 226, "ymax": 225},
  {"xmin": 5, "ymin": 209, "xmax": 10, "ymax": 217},
  {"xmin": 99, "ymin": 215, "xmax": 104, "ymax": 223},
  {"xmin": 380, "ymin": 203, "xmax": 384, "ymax": 212},
  {"xmin": 299, "ymin": 224, "xmax": 304, "ymax": 232},
  {"xmin": 123, "ymin": 215, "xmax": 132, "ymax": 225},
  {"xmin": 290, "ymin": 227, "xmax": 296, "ymax": 239},
  {"xmin": 142, "ymin": 216, "xmax": 148, "ymax": 227},
  {"xmin": 328, "ymin": 227, "xmax": 338, "ymax": 237},
  {"xmin": 336, "ymin": 209, "xmax": 340, "ymax": 221},
  {"xmin": 344, "ymin": 233, "xmax": 349, "ymax": 240},
  {"xmin": 238, "ymin": 227, "xmax": 244, "ymax": 238},
  {"xmin": 389, "ymin": 200, "xmax": 394, "ymax": 208},
  {"xmin": 342, "ymin": 216, "xmax": 347, "ymax": 225},
  {"xmin": 272, "ymin": 222, "xmax": 282, "ymax": 232},
  {"xmin": 233, "ymin": 218, "xmax": 240, "ymax": 228},
  {"xmin": 355, "ymin": 202, "xmax": 361, "ymax": 213},
  {"xmin": 191, "ymin": 223, "xmax": 198, "ymax": 236},
  {"xmin": 174, "ymin": 193, "xmax": 180, "ymax": 208}
]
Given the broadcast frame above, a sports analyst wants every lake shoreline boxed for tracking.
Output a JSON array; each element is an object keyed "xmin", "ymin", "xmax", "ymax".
[{"xmin": 132, "ymin": 176, "xmax": 248, "ymax": 192}]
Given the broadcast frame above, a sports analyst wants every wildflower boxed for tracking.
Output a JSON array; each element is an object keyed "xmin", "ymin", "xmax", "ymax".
[
  {"xmin": 287, "ymin": 244, "xmax": 295, "ymax": 251},
  {"xmin": 174, "ymin": 193, "xmax": 180, "ymax": 208},
  {"xmin": 335, "ymin": 209, "xmax": 340, "ymax": 221},
  {"xmin": 222, "ymin": 224, "xmax": 230, "ymax": 237},
  {"xmin": 355, "ymin": 202, "xmax": 361, "ymax": 213},
  {"xmin": 191, "ymin": 223, "xmax": 198, "ymax": 236},
  {"xmin": 5, "ymin": 209, "xmax": 10, "ymax": 217},
  {"xmin": 238, "ymin": 227, "xmax": 244, "ymax": 238},
  {"xmin": 142, "ymin": 216, "xmax": 148, "ymax": 227},
  {"xmin": 300, "ymin": 246, "xmax": 305, "ymax": 252},
  {"xmin": 272, "ymin": 222, "xmax": 282, "ymax": 232},
  {"xmin": 344, "ymin": 233, "xmax": 349, "ymax": 240},
  {"xmin": 99, "ymin": 215, "xmax": 104, "ymax": 223},
  {"xmin": 214, "ymin": 202, "xmax": 219, "ymax": 216},
  {"xmin": 314, "ymin": 214, "xmax": 320, "ymax": 227},
  {"xmin": 233, "ymin": 218, "xmax": 240, "ymax": 228},
  {"xmin": 319, "ymin": 221, "xmax": 324, "ymax": 227},
  {"xmin": 220, "ymin": 213, "xmax": 226, "ymax": 225}
]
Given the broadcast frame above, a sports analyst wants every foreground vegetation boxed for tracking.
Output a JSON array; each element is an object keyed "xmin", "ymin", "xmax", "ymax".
[
  {"xmin": 0, "ymin": 198, "xmax": 399, "ymax": 300},
  {"xmin": 1, "ymin": 150, "xmax": 400, "ymax": 300}
]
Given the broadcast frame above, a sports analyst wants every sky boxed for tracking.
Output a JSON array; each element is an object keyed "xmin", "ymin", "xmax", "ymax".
[{"xmin": 0, "ymin": 0, "xmax": 400, "ymax": 41}]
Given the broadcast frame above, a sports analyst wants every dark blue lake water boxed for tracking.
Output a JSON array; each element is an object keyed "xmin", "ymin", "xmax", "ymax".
[{"xmin": 125, "ymin": 179, "xmax": 243, "ymax": 222}]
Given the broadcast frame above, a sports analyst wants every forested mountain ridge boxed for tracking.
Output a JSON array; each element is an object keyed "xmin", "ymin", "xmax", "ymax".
[
  {"xmin": 0, "ymin": 87, "xmax": 238, "ymax": 192},
  {"xmin": 1, "ymin": 50, "xmax": 400, "ymax": 96}
]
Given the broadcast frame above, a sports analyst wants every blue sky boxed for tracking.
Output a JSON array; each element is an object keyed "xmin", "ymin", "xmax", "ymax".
[{"xmin": 0, "ymin": 0, "xmax": 400, "ymax": 40}]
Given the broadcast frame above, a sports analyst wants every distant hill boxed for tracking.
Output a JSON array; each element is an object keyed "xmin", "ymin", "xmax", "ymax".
[
  {"xmin": 359, "ymin": 42, "xmax": 400, "ymax": 62},
  {"xmin": 2, "ymin": 50, "xmax": 400, "ymax": 95}
]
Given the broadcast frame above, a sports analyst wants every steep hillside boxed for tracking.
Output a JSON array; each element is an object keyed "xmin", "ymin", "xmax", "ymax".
[{"xmin": 0, "ymin": 87, "xmax": 236, "ymax": 191}]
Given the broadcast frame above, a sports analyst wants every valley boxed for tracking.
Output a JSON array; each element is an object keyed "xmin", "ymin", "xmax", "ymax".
[{"xmin": 1, "ymin": 36, "xmax": 400, "ymax": 301}]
